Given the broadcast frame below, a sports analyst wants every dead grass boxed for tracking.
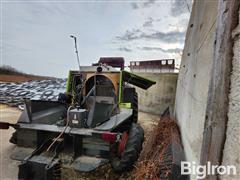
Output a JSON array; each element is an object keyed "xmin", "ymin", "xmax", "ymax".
[
  {"xmin": 131, "ymin": 116, "xmax": 180, "ymax": 180},
  {"xmin": 0, "ymin": 65, "xmax": 55, "ymax": 82},
  {"xmin": 0, "ymin": 74, "xmax": 55, "ymax": 82}
]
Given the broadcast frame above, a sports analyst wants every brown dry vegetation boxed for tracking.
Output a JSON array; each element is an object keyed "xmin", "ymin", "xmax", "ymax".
[
  {"xmin": 132, "ymin": 116, "xmax": 180, "ymax": 180},
  {"xmin": 0, "ymin": 74, "xmax": 53, "ymax": 82},
  {"xmin": 0, "ymin": 65, "xmax": 55, "ymax": 82}
]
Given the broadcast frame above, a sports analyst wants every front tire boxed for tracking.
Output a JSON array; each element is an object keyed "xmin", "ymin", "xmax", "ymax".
[{"xmin": 110, "ymin": 123, "xmax": 144, "ymax": 172}]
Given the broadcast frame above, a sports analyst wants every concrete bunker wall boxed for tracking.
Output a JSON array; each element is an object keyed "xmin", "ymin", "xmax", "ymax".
[
  {"xmin": 221, "ymin": 8, "xmax": 240, "ymax": 180},
  {"xmin": 175, "ymin": 0, "xmax": 218, "ymax": 168},
  {"xmin": 175, "ymin": 0, "xmax": 240, "ymax": 179},
  {"xmin": 134, "ymin": 73, "xmax": 178, "ymax": 115}
]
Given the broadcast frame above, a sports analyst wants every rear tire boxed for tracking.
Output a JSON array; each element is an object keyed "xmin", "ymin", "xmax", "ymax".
[{"xmin": 110, "ymin": 123, "xmax": 144, "ymax": 172}]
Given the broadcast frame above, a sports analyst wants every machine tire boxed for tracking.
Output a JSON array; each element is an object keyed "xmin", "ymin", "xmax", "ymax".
[
  {"xmin": 110, "ymin": 123, "xmax": 144, "ymax": 172},
  {"xmin": 132, "ymin": 92, "xmax": 138, "ymax": 123}
]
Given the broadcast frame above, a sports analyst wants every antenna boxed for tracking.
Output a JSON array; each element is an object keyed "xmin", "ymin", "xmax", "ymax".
[{"xmin": 70, "ymin": 35, "xmax": 81, "ymax": 71}]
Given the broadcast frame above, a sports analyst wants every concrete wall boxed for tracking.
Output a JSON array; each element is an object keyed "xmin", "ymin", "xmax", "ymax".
[
  {"xmin": 175, "ymin": 0, "xmax": 240, "ymax": 179},
  {"xmin": 221, "ymin": 9, "xmax": 240, "ymax": 180},
  {"xmin": 135, "ymin": 73, "xmax": 178, "ymax": 115},
  {"xmin": 174, "ymin": 0, "xmax": 218, "ymax": 176}
]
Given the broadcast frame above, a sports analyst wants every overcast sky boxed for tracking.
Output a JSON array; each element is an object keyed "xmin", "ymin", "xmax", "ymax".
[{"xmin": 1, "ymin": 0, "xmax": 191, "ymax": 78}]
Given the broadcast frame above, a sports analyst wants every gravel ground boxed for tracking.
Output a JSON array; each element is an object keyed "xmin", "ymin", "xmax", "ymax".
[{"xmin": 0, "ymin": 104, "xmax": 158, "ymax": 180}]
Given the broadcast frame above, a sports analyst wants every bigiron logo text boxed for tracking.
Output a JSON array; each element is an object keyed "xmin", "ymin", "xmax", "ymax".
[{"xmin": 181, "ymin": 161, "xmax": 237, "ymax": 179}]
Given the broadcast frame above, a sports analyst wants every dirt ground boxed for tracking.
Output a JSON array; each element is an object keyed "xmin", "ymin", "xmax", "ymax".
[
  {"xmin": 0, "ymin": 105, "xmax": 21, "ymax": 180},
  {"xmin": 0, "ymin": 104, "xmax": 159, "ymax": 180}
]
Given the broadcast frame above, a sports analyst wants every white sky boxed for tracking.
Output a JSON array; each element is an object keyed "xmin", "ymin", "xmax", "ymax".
[{"xmin": 0, "ymin": 0, "xmax": 191, "ymax": 78}]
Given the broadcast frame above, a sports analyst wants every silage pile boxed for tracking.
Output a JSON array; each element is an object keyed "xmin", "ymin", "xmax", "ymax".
[{"xmin": 132, "ymin": 116, "xmax": 181, "ymax": 180}]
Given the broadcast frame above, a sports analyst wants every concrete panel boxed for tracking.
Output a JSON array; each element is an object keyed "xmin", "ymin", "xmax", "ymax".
[
  {"xmin": 135, "ymin": 73, "xmax": 178, "ymax": 115},
  {"xmin": 174, "ymin": 1, "xmax": 218, "ymax": 178},
  {"xmin": 221, "ymin": 10, "xmax": 240, "ymax": 180}
]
